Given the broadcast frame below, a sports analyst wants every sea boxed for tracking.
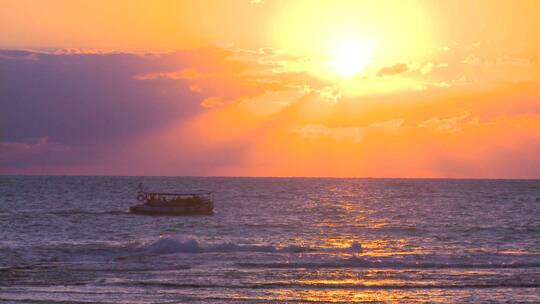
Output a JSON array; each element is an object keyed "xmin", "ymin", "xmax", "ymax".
[{"xmin": 1, "ymin": 176, "xmax": 539, "ymax": 303}]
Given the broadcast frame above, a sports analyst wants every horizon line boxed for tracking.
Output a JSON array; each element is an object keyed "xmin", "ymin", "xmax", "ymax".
[{"xmin": 2, "ymin": 174, "xmax": 539, "ymax": 181}]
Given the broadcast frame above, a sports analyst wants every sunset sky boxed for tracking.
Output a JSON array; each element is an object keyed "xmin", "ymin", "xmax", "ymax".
[{"xmin": 1, "ymin": 0, "xmax": 540, "ymax": 177}]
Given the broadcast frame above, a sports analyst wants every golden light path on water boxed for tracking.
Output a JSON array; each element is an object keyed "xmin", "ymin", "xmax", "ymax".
[{"xmin": 267, "ymin": 288, "xmax": 448, "ymax": 303}]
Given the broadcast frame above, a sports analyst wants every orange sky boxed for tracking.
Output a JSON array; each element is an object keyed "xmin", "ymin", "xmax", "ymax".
[{"xmin": 1, "ymin": 0, "xmax": 540, "ymax": 177}]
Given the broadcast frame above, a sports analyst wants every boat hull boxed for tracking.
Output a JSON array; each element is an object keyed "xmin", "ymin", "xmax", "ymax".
[{"xmin": 129, "ymin": 202, "xmax": 214, "ymax": 216}]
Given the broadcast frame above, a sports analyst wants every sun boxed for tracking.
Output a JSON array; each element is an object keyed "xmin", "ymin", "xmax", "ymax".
[{"xmin": 331, "ymin": 41, "xmax": 373, "ymax": 78}]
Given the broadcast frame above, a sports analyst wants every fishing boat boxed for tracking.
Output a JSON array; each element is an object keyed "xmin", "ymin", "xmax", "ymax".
[{"xmin": 130, "ymin": 184, "xmax": 214, "ymax": 215}]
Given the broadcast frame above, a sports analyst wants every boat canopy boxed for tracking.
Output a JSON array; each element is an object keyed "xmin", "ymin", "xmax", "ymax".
[{"xmin": 138, "ymin": 183, "xmax": 212, "ymax": 197}]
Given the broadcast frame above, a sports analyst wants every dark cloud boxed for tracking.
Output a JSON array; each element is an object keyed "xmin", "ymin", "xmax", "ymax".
[
  {"xmin": 377, "ymin": 63, "xmax": 409, "ymax": 77},
  {"xmin": 0, "ymin": 49, "xmax": 223, "ymax": 171},
  {"xmin": 0, "ymin": 49, "xmax": 208, "ymax": 146}
]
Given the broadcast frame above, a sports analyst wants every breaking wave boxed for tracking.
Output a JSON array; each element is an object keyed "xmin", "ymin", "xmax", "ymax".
[
  {"xmin": 128, "ymin": 236, "xmax": 362, "ymax": 257},
  {"xmin": 1, "ymin": 236, "xmax": 362, "ymax": 266}
]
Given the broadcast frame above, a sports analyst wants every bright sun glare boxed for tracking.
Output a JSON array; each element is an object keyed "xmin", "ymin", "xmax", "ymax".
[{"xmin": 331, "ymin": 41, "xmax": 373, "ymax": 78}]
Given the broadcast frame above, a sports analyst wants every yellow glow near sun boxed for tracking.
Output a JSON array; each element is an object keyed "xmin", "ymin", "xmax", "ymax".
[
  {"xmin": 331, "ymin": 41, "xmax": 373, "ymax": 77},
  {"xmin": 270, "ymin": 0, "xmax": 435, "ymax": 86}
]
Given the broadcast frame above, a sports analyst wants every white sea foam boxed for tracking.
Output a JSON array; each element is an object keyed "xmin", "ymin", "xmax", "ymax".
[{"xmin": 128, "ymin": 236, "xmax": 362, "ymax": 257}]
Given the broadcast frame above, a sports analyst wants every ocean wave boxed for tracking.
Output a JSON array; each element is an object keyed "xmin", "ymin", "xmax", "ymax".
[
  {"xmin": 7, "ymin": 235, "xmax": 540, "ymax": 273},
  {"xmin": 0, "ymin": 236, "xmax": 363, "ymax": 266},
  {"xmin": 237, "ymin": 257, "xmax": 540, "ymax": 270},
  {"xmin": 108, "ymin": 280, "xmax": 540, "ymax": 290},
  {"xmin": 4, "ymin": 209, "xmax": 129, "ymax": 217},
  {"xmin": 126, "ymin": 236, "xmax": 362, "ymax": 257},
  {"xmin": 51, "ymin": 209, "xmax": 128, "ymax": 216}
]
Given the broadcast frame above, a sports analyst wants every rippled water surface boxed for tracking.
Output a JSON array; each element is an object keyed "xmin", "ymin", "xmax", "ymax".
[{"xmin": 1, "ymin": 176, "xmax": 540, "ymax": 303}]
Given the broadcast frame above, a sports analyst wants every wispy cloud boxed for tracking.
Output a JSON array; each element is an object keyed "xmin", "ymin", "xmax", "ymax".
[{"xmin": 377, "ymin": 63, "xmax": 409, "ymax": 77}]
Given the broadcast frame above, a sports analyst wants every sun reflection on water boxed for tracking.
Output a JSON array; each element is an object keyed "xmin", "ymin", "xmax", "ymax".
[{"xmin": 269, "ymin": 288, "xmax": 441, "ymax": 303}]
